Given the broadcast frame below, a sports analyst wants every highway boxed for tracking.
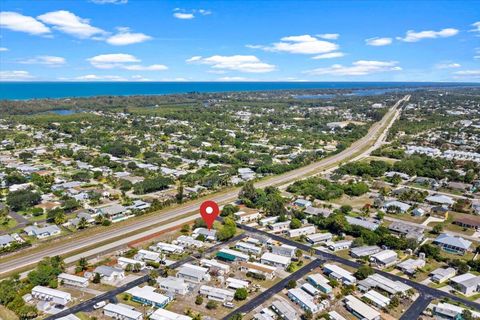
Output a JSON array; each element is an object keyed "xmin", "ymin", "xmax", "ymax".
[{"xmin": 0, "ymin": 95, "xmax": 408, "ymax": 278}]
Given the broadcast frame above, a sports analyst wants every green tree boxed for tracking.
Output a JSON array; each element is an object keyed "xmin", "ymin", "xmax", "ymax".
[
  {"xmin": 290, "ymin": 218, "xmax": 302, "ymax": 229},
  {"xmin": 195, "ymin": 295, "xmax": 204, "ymax": 305},
  {"xmin": 286, "ymin": 279, "xmax": 297, "ymax": 289},
  {"xmin": 234, "ymin": 288, "xmax": 248, "ymax": 301},
  {"xmin": 6, "ymin": 189, "xmax": 41, "ymax": 211},
  {"xmin": 354, "ymin": 265, "xmax": 374, "ymax": 280}
]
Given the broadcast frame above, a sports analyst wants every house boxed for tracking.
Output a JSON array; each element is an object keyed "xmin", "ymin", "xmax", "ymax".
[
  {"xmin": 239, "ymin": 261, "xmax": 276, "ymax": 280},
  {"xmin": 323, "ymin": 264, "xmax": 356, "ymax": 285},
  {"xmin": 271, "ymin": 300, "xmax": 298, "ymax": 320},
  {"xmin": 117, "ymin": 257, "xmax": 146, "ymax": 270},
  {"xmin": 433, "ymin": 233, "xmax": 472, "ymax": 254},
  {"xmin": 287, "ymin": 288, "xmax": 319, "ymax": 313},
  {"xmin": 157, "ymin": 277, "xmax": 189, "ymax": 295},
  {"xmin": 287, "ymin": 225, "xmax": 316, "ymax": 238},
  {"xmin": 96, "ymin": 203, "xmax": 129, "ymax": 222},
  {"xmin": 412, "ymin": 208, "xmax": 426, "ymax": 217},
  {"xmin": 0, "ymin": 234, "xmax": 15, "ymax": 248},
  {"xmin": 150, "ymin": 308, "xmax": 192, "ymax": 320},
  {"xmin": 261, "ymin": 252, "xmax": 291, "ymax": 269},
  {"xmin": 103, "ymin": 303, "xmax": 143, "ymax": 320},
  {"xmin": 149, "ymin": 242, "xmax": 184, "ymax": 254},
  {"xmin": 343, "ymin": 295, "xmax": 380, "ymax": 320},
  {"xmin": 192, "ymin": 228, "xmax": 217, "ymax": 241},
  {"xmin": 453, "ymin": 216, "xmax": 480, "ymax": 230},
  {"xmin": 345, "ymin": 216, "xmax": 378, "ymax": 231},
  {"xmin": 128, "ymin": 200, "xmax": 151, "ymax": 211},
  {"xmin": 216, "ymin": 248, "xmax": 249, "ymax": 262},
  {"xmin": 350, "ymin": 246, "xmax": 382, "ymax": 258},
  {"xmin": 388, "ymin": 221, "xmax": 425, "ymax": 242},
  {"xmin": 362, "ymin": 290, "xmax": 390, "ymax": 309},
  {"xmin": 238, "ymin": 168, "xmax": 255, "ymax": 180},
  {"xmin": 259, "ymin": 216, "xmax": 279, "ymax": 226},
  {"xmin": 328, "ymin": 311, "xmax": 347, "ymax": 320},
  {"xmin": 226, "ymin": 277, "xmax": 250, "ymax": 290},
  {"xmin": 93, "ymin": 266, "xmax": 125, "ymax": 282},
  {"xmin": 126, "ymin": 286, "xmax": 171, "ymax": 308},
  {"xmin": 396, "ymin": 258, "xmax": 425, "ymax": 275},
  {"xmin": 327, "ymin": 240, "xmax": 352, "ymax": 252},
  {"xmin": 135, "ymin": 249, "xmax": 161, "ymax": 262},
  {"xmin": 32, "ymin": 286, "xmax": 72, "ymax": 305},
  {"xmin": 385, "ymin": 171, "xmax": 410, "ymax": 180},
  {"xmin": 199, "ymin": 285, "xmax": 235, "ymax": 302},
  {"xmin": 306, "ymin": 232, "xmax": 333, "ymax": 245},
  {"xmin": 200, "ymin": 258, "xmax": 230, "ymax": 274},
  {"xmin": 176, "ymin": 263, "xmax": 210, "ymax": 283},
  {"xmin": 304, "ymin": 206, "xmax": 331, "ymax": 218},
  {"xmin": 293, "ymin": 199, "xmax": 312, "ymax": 208},
  {"xmin": 357, "ymin": 274, "xmax": 412, "ymax": 296},
  {"xmin": 301, "ymin": 283, "xmax": 320, "ymax": 296},
  {"xmin": 271, "ymin": 244, "xmax": 297, "ymax": 258},
  {"xmin": 58, "ymin": 273, "xmax": 89, "ymax": 288},
  {"xmin": 24, "ymin": 225, "xmax": 61, "ymax": 239},
  {"xmin": 307, "ymin": 274, "xmax": 332, "ymax": 294},
  {"xmin": 431, "ymin": 205, "xmax": 450, "ymax": 219},
  {"xmin": 235, "ymin": 241, "xmax": 262, "ymax": 255},
  {"xmin": 450, "ymin": 273, "xmax": 480, "ymax": 295},
  {"xmin": 383, "ymin": 200, "xmax": 411, "ymax": 213},
  {"xmin": 234, "ymin": 211, "xmax": 261, "ymax": 223},
  {"xmin": 433, "ymin": 302, "xmax": 480, "ymax": 320},
  {"xmin": 175, "ymin": 235, "xmax": 203, "ymax": 248},
  {"xmin": 269, "ymin": 221, "xmax": 291, "ymax": 232},
  {"xmin": 370, "ymin": 250, "xmax": 398, "ymax": 268},
  {"xmin": 430, "ymin": 267, "xmax": 456, "ymax": 283},
  {"xmin": 426, "ymin": 194, "xmax": 455, "ymax": 206}
]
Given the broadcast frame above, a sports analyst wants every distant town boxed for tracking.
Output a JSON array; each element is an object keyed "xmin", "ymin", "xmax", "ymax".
[{"xmin": 0, "ymin": 86, "xmax": 479, "ymax": 320}]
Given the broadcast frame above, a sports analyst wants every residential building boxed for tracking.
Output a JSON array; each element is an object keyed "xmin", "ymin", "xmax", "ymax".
[
  {"xmin": 388, "ymin": 221, "xmax": 425, "ymax": 241},
  {"xmin": 430, "ymin": 267, "xmax": 457, "ymax": 283},
  {"xmin": 93, "ymin": 266, "xmax": 125, "ymax": 282},
  {"xmin": 150, "ymin": 308, "xmax": 192, "ymax": 320},
  {"xmin": 135, "ymin": 249, "xmax": 161, "ymax": 262},
  {"xmin": 306, "ymin": 232, "xmax": 332, "ymax": 245},
  {"xmin": 344, "ymin": 295, "xmax": 380, "ymax": 320},
  {"xmin": 450, "ymin": 273, "xmax": 480, "ymax": 295},
  {"xmin": 327, "ymin": 311, "xmax": 347, "ymax": 320},
  {"xmin": 234, "ymin": 211, "xmax": 261, "ymax": 223},
  {"xmin": 216, "ymin": 248, "xmax": 249, "ymax": 262},
  {"xmin": 157, "ymin": 277, "xmax": 189, "ymax": 295},
  {"xmin": 103, "ymin": 303, "xmax": 143, "ymax": 320},
  {"xmin": 235, "ymin": 241, "xmax": 262, "ymax": 255},
  {"xmin": 350, "ymin": 246, "xmax": 381, "ymax": 258},
  {"xmin": 261, "ymin": 252, "xmax": 291, "ymax": 269},
  {"xmin": 24, "ymin": 225, "xmax": 61, "ymax": 239},
  {"xmin": 192, "ymin": 228, "xmax": 217, "ymax": 241},
  {"xmin": 323, "ymin": 264, "xmax": 356, "ymax": 285},
  {"xmin": 426, "ymin": 194, "xmax": 455, "ymax": 206},
  {"xmin": 293, "ymin": 199, "xmax": 312, "ymax": 208},
  {"xmin": 58, "ymin": 273, "xmax": 89, "ymax": 288},
  {"xmin": 453, "ymin": 216, "xmax": 480, "ymax": 230},
  {"xmin": 31, "ymin": 286, "xmax": 72, "ymax": 305},
  {"xmin": 271, "ymin": 244, "xmax": 297, "ymax": 258},
  {"xmin": 226, "ymin": 277, "xmax": 249, "ymax": 290},
  {"xmin": 433, "ymin": 302, "xmax": 480, "ymax": 320},
  {"xmin": 287, "ymin": 288, "xmax": 319, "ymax": 313},
  {"xmin": 370, "ymin": 250, "xmax": 398, "ymax": 268},
  {"xmin": 304, "ymin": 206, "xmax": 331, "ymax": 218},
  {"xmin": 363, "ymin": 290, "xmax": 390, "ymax": 308},
  {"xmin": 199, "ymin": 285, "xmax": 234, "ymax": 302},
  {"xmin": 357, "ymin": 274, "xmax": 412, "ymax": 296},
  {"xmin": 301, "ymin": 283, "xmax": 320, "ymax": 296},
  {"xmin": 125, "ymin": 286, "xmax": 171, "ymax": 308},
  {"xmin": 239, "ymin": 261, "xmax": 276, "ymax": 280},
  {"xmin": 327, "ymin": 240, "xmax": 352, "ymax": 251},
  {"xmin": 307, "ymin": 274, "xmax": 332, "ymax": 294},
  {"xmin": 287, "ymin": 225, "xmax": 316, "ymax": 238},
  {"xmin": 176, "ymin": 263, "xmax": 210, "ymax": 283},
  {"xmin": 0, "ymin": 234, "xmax": 15, "ymax": 248},
  {"xmin": 396, "ymin": 258, "xmax": 425, "ymax": 275},
  {"xmin": 433, "ymin": 233, "xmax": 472, "ymax": 254},
  {"xmin": 271, "ymin": 300, "xmax": 298, "ymax": 320},
  {"xmin": 175, "ymin": 235, "xmax": 203, "ymax": 248},
  {"xmin": 345, "ymin": 216, "xmax": 378, "ymax": 231},
  {"xmin": 269, "ymin": 221, "xmax": 291, "ymax": 233},
  {"xmin": 149, "ymin": 242, "xmax": 184, "ymax": 254},
  {"xmin": 200, "ymin": 258, "xmax": 230, "ymax": 274},
  {"xmin": 117, "ymin": 257, "xmax": 146, "ymax": 270},
  {"xmin": 383, "ymin": 200, "xmax": 411, "ymax": 213}
]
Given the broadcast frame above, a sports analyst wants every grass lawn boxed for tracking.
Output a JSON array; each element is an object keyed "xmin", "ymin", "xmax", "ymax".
[
  {"xmin": 331, "ymin": 194, "xmax": 372, "ymax": 209},
  {"xmin": 386, "ymin": 213, "xmax": 427, "ymax": 224},
  {"xmin": 0, "ymin": 217, "xmax": 18, "ymax": 231}
]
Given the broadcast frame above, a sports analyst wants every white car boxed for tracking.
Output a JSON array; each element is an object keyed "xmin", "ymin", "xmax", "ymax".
[{"xmin": 93, "ymin": 301, "xmax": 107, "ymax": 309}]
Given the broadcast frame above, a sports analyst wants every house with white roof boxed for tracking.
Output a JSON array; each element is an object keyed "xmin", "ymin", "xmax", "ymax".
[
  {"xmin": 271, "ymin": 300, "xmax": 298, "ymax": 320},
  {"xmin": 383, "ymin": 200, "xmax": 411, "ymax": 213},
  {"xmin": 430, "ymin": 267, "xmax": 456, "ymax": 283},
  {"xmin": 287, "ymin": 288, "xmax": 319, "ymax": 313},
  {"xmin": 450, "ymin": 273, "xmax": 480, "ymax": 295},
  {"xmin": 103, "ymin": 303, "xmax": 143, "ymax": 320},
  {"xmin": 271, "ymin": 244, "xmax": 297, "ymax": 258},
  {"xmin": 24, "ymin": 225, "xmax": 61, "ymax": 239},
  {"xmin": 433, "ymin": 233, "xmax": 472, "ymax": 254},
  {"xmin": 58, "ymin": 273, "xmax": 89, "ymax": 288},
  {"xmin": 150, "ymin": 308, "xmax": 192, "ymax": 320},
  {"xmin": 369, "ymin": 250, "xmax": 398, "ymax": 268},
  {"xmin": 126, "ymin": 285, "xmax": 171, "ymax": 308},
  {"xmin": 134, "ymin": 249, "xmax": 161, "ymax": 262},
  {"xmin": 363, "ymin": 290, "xmax": 390, "ymax": 308},
  {"xmin": 157, "ymin": 277, "xmax": 189, "ymax": 295},
  {"xmin": 234, "ymin": 211, "xmax": 261, "ymax": 223},
  {"xmin": 287, "ymin": 225, "xmax": 316, "ymax": 238},
  {"xmin": 199, "ymin": 285, "xmax": 235, "ymax": 302},
  {"xmin": 176, "ymin": 263, "xmax": 210, "ymax": 283},
  {"xmin": 0, "ymin": 234, "xmax": 15, "ymax": 248},
  {"xmin": 307, "ymin": 274, "xmax": 332, "ymax": 294},
  {"xmin": 357, "ymin": 274, "xmax": 412, "ymax": 296},
  {"xmin": 396, "ymin": 258, "xmax": 425, "ymax": 275},
  {"xmin": 117, "ymin": 257, "xmax": 146, "ymax": 270},
  {"xmin": 32, "ymin": 286, "xmax": 72, "ymax": 305},
  {"xmin": 261, "ymin": 252, "xmax": 291, "ymax": 269},
  {"xmin": 323, "ymin": 264, "xmax": 356, "ymax": 285},
  {"xmin": 344, "ymin": 295, "xmax": 380, "ymax": 320},
  {"xmin": 433, "ymin": 302, "xmax": 480, "ymax": 320},
  {"xmin": 426, "ymin": 194, "xmax": 455, "ymax": 206},
  {"xmin": 306, "ymin": 232, "xmax": 333, "ymax": 245},
  {"xmin": 93, "ymin": 265, "xmax": 125, "ymax": 282}
]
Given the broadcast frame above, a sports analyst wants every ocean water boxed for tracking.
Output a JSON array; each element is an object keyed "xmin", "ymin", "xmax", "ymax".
[{"xmin": 0, "ymin": 81, "xmax": 477, "ymax": 100}]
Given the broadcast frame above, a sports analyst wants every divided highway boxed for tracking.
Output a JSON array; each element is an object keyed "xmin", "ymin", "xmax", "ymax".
[{"xmin": 0, "ymin": 95, "xmax": 408, "ymax": 278}]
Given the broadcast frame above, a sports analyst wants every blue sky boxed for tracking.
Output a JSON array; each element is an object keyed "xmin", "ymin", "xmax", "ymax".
[{"xmin": 0, "ymin": 0, "xmax": 479, "ymax": 82}]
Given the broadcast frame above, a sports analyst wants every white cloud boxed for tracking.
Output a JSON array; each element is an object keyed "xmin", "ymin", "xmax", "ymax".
[
  {"xmin": 0, "ymin": 11, "xmax": 50, "ymax": 35},
  {"xmin": 248, "ymin": 34, "xmax": 338, "ymax": 55},
  {"xmin": 312, "ymin": 52, "xmax": 345, "ymax": 59},
  {"xmin": 90, "ymin": 0, "xmax": 128, "ymax": 4},
  {"xmin": 106, "ymin": 28, "xmax": 152, "ymax": 45},
  {"xmin": 397, "ymin": 28, "xmax": 459, "ymax": 42},
  {"xmin": 88, "ymin": 53, "xmax": 140, "ymax": 68},
  {"xmin": 305, "ymin": 60, "xmax": 401, "ymax": 76},
  {"xmin": 217, "ymin": 76, "xmax": 249, "ymax": 81},
  {"xmin": 435, "ymin": 62, "xmax": 461, "ymax": 69},
  {"xmin": 0, "ymin": 47, "xmax": 8, "ymax": 51},
  {"xmin": 198, "ymin": 9, "xmax": 212, "ymax": 16},
  {"xmin": 454, "ymin": 69, "xmax": 480, "ymax": 78},
  {"xmin": 317, "ymin": 33, "xmax": 339, "ymax": 40},
  {"xmin": 75, "ymin": 74, "xmax": 127, "ymax": 81},
  {"xmin": 37, "ymin": 10, "xmax": 106, "ymax": 39},
  {"xmin": 187, "ymin": 55, "xmax": 275, "ymax": 73},
  {"xmin": 19, "ymin": 55, "xmax": 66, "ymax": 66},
  {"xmin": 0, "ymin": 70, "xmax": 34, "ymax": 81},
  {"xmin": 173, "ymin": 12, "xmax": 195, "ymax": 20},
  {"xmin": 365, "ymin": 37, "xmax": 392, "ymax": 46},
  {"xmin": 470, "ymin": 21, "xmax": 480, "ymax": 34},
  {"xmin": 87, "ymin": 53, "xmax": 167, "ymax": 71},
  {"xmin": 123, "ymin": 64, "xmax": 168, "ymax": 71}
]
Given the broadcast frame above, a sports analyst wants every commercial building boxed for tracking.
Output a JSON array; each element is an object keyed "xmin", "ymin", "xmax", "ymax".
[
  {"xmin": 261, "ymin": 252, "xmax": 291, "ymax": 269},
  {"xmin": 58, "ymin": 273, "xmax": 89, "ymax": 288},
  {"xmin": 126, "ymin": 286, "xmax": 171, "ymax": 308},
  {"xmin": 287, "ymin": 288, "xmax": 319, "ymax": 313},
  {"xmin": 103, "ymin": 303, "xmax": 143, "ymax": 320},
  {"xmin": 150, "ymin": 308, "xmax": 192, "ymax": 320},
  {"xmin": 32, "ymin": 286, "xmax": 72, "ymax": 305},
  {"xmin": 199, "ymin": 285, "xmax": 234, "ymax": 302},
  {"xmin": 157, "ymin": 276, "xmax": 189, "ymax": 295},
  {"xmin": 323, "ymin": 264, "xmax": 356, "ymax": 285},
  {"xmin": 176, "ymin": 263, "xmax": 210, "ymax": 283},
  {"xmin": 344, "ymin": 295, "xmax": 380, "ymax": 320}
]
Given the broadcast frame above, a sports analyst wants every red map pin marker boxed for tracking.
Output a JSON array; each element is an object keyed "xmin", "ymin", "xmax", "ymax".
[{"xmin": 200, "ymin": 200, "xmax": 220, "ymax": 230}]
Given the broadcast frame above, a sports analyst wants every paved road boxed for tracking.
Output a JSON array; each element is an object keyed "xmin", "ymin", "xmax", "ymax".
[
  {"xmin": 45, "ymin": 233, "xmax": 247, "ymax": 320},
  {"xmin": 0, "ymin": 95, "xmax": 408, "ymax": 278},
  {"xmin": 399, "ymin": 294, "xmax": 433, "ymax": 320},
  {"xmin": 222, "ymin": 259, "xmax": 324, "ymax": 320}
]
